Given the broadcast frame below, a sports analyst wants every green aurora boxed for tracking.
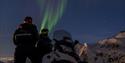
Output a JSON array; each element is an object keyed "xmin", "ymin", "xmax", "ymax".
[{"xmin": 37, "ymin": 0, "xmax": 67, "ymax": 33}]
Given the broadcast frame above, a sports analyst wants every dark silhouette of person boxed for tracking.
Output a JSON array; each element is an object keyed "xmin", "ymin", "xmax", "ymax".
[
  {"xmin": 55, "ymin": 37, "xmax": 81, "ymax": 62},
  {"xmin": 55, "ymin": 37, "xmax": 74, "ymax": 53},
  {"xmin": 36, "ymin": 28, "xmax": 52, "ymax": 63},
  {"xmin": 13, "ymin": 16, "xmax": 38, "ymax": 63}
]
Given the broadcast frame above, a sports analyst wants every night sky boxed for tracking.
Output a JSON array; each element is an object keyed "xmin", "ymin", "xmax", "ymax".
[{"xmin": 0, "ymin": 0, "xmax": 125, "ymax": 56}]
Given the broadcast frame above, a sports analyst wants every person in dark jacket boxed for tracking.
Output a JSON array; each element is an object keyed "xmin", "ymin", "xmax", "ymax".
[
  {"xmin": 36, "ymin": 28, "xmax": 52, "ymax": 63},
  {"xmin": 55, "ymin": 37, "xmax": 81, "ymax": 62},
  {"xmin": 13, "ymin": 16, "xmax": 38, "ymax": 63}
]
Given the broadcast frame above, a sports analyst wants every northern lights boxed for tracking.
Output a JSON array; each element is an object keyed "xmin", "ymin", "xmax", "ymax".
[{"xmin": 37, "ymin": 0, "xmax": 67, "ymax": 33}]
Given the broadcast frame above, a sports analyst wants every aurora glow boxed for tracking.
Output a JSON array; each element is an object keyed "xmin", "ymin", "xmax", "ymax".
[{"xmin": 37, "ymin": 0, "xmax": 67, "ymax": 33}]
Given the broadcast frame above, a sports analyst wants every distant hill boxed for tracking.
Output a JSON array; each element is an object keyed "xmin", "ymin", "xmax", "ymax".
[
  {"xmin": 86, "ymin": 31, "xmax": 125, "ymax": 63},
  {"xmin": 97, "ymin": 31, "xmax": 125, "ymax": 48}
]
